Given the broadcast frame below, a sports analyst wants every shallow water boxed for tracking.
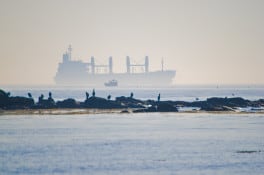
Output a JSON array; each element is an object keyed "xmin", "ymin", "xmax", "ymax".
[{"xmin": 0, "ymin": 113, "xmax": 264, "ymax": 174}]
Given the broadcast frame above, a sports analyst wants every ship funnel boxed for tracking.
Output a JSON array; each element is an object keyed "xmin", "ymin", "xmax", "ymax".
[
  {"xmin": 109, "ymin": 56, "xmax": 113, "ymax": 74},
  {"xmin": 91, "ymin": 56, "xmax": 95, "ymax": 74},
  {"xmin": 145, "ymin": 56, "xmax": 149, "ymax": 73},
  {"xmin": 126, "ymin": 56, "xmax": 130, "ymax": 74},
  {"xmin": 62, "ymin": 45, "xmax": 72, "ymax": 62},
  {"xmin": 63, "ymin": 53, "xmax": 69, "ymax": 62}
]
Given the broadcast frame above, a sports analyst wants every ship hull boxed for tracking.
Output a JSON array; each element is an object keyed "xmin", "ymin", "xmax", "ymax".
[{"xmin": 55, "ymin": 70, "xmax": 176, "ymax": 87}]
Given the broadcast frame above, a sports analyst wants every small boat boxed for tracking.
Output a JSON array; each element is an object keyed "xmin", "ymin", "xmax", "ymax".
[{"xmin": 104, "ymin": 79, "xmax": 118, "ymax": 87}]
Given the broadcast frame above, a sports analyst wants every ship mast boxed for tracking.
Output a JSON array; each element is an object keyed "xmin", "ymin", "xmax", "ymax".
[
  {"xmin": 161, "ymin": 57, "xmax": 164, "ymax": 72},
  {"xmin": 68, "ymin": 45, "xmax": 72, "ymax": 61}
]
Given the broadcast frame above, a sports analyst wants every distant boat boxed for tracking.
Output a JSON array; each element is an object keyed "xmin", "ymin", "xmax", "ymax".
[{"xmin": 104, "ymin": 80, "xmax": 118, "ymax": 87}]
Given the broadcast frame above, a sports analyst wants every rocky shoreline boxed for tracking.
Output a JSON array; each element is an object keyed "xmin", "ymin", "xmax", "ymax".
[{"xmin": 1, "ymin": 89, "xmax": 264, "ymax": 114}]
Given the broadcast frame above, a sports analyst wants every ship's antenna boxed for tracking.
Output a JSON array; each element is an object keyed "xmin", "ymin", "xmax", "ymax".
[
  {"xmin": 68, "ymin": 45, "xmax": 72, "ymax": 60},
  {"xmin": 161, "ymin": 57, "xmax": 164, "ymax": 72}
]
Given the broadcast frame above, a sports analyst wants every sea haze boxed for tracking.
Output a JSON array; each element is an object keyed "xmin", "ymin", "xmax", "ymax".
[
  {"xmin": 2, "ymin": 85, "xmax": 264, "ymax": 102},
  {"xmin": 0, "ymin": 113, "xmax": 263, "ymax": 175}
]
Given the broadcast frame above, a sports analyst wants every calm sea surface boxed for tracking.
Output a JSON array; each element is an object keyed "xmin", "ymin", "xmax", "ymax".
[
  {"xmin": 0, "ymin": 113, "xmax": 264, "ymax": 175},
  {"xmin": 2, "ymin": 86, "xmax": 264, "ymax": 101}
]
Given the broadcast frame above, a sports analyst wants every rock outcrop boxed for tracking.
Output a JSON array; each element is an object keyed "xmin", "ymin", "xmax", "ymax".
[
  {"xmin": 116, "ymin": 96, "xmax": 146, "ymax": 108},
  {"xmin": 83, "ymin": 96, "xmax": 123, "ymax": 109},
  {"xmin": 0, "ymin": 89, "xmax": 34, "ymax": 109},
  {"xmin": 57, "ymin": 98, "xmax": 79, "ymax": 108},
  {"xmin": 1, "ymin": 88, "xmax": 264, "ymax": 112},
  {"xmin": 134, "ymin": 102, "xmax": 178, "ymax": 113}
]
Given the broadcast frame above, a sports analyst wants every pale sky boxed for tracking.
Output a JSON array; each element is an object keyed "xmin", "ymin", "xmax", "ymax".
[{"xmin": 0, "ymin": 0, "xmax": 264, "ymax": 85}]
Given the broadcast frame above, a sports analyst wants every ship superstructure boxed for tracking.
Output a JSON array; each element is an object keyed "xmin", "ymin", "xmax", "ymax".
[{"xmin": 55, "ymin": 46, "xmax": 176, "ymax": 86}]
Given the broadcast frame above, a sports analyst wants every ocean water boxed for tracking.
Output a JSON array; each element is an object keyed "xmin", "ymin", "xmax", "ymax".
[
  {"xmin": 2, "ymin": 85, "xmax": 264, "ymax": 102},
  {"xmin": 0, "ymin": 113, "xmax": 264, "ymax": 175}
]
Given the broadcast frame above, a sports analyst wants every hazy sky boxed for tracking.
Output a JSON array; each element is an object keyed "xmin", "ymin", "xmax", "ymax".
[{"xmin": 0, "ymin": 0, "xmax": 264, "ymax": 85}]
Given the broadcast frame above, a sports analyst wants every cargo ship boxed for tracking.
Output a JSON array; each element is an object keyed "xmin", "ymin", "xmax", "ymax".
[{"xmin": 54, "ymin": 46, "xmax": 176, "ymax": 87}]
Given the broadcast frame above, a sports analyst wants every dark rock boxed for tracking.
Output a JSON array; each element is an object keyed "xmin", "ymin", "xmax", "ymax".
[
  {"xmin": 1, "ymin": 89, "xmax": 35, "ymax": 109},
  {"xmin": 36, "ymin": 94, "xmax": 56, "ymax": 109},
  {"xmin": 157, "ymin": 102, "xmax": 178, "ymax": 112},
  {"xmin": 120, "ymin": 110, "xmax": 130, "ymax": 113},
  {"xmin": 6, "ymin": 96, "xmax": 34, "ymax": 109},
  {"xmin": 0, "ymin": 89, "xmax": 9, "ymax": 108},
  {"xmin": 227, "ymin": 97, "xmax": 250, "ymax": 107},
  {"xmin": 34, "ymin": 92, "xmax": 56, "ymax": 109},
  {"xmin": 133, "ymin": 106, "xmax": 157, "ymax": 113},
  {"xmin": 134, "ymin": 102, "xmax": 178, "ymax": 113},
  {"xmin": 188, "ymin": 101, "xmax": 207, "ymax": 108},
  {"xmin": 222, "ymin": 106, "xmax": 236, "ymax": 111},
  {"xmin": 200, "ymin": 104, "xmax": 233, "ymax": 111},
  {"xmin": 133, "ymin": 109, "xmax": 148, "ymax": 113},
  {"xmin": 250, "ymin": 99, "xmax": 264, "ymax": 107},
  {"xmin": 172, "ymin": 101, "xmax": 192, "ymax": 107},
  {"xmin": 116, "ymin": 96, "xmax": 145, "ymax": 108},
  {"xmin": 84, "ymin": 96, "xmax": 123, "ymax": 109},
  {"xmin": 206, "ymin": 97, "xmax": 250, "ymax": 108},
  {"xmin": 56, "ymin": 98, "xmax": 79, "ymax": 108},
  {"xmin": 198, "ymin": 97, "xmax": 250, "ymax": 111},
  {"xmin": 1, "ymin": 88, "xmax": 264, "ymax": 111},
  {"xmin": 236, "ymin": 150, "xmax": 261, "ymax": 154}
]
